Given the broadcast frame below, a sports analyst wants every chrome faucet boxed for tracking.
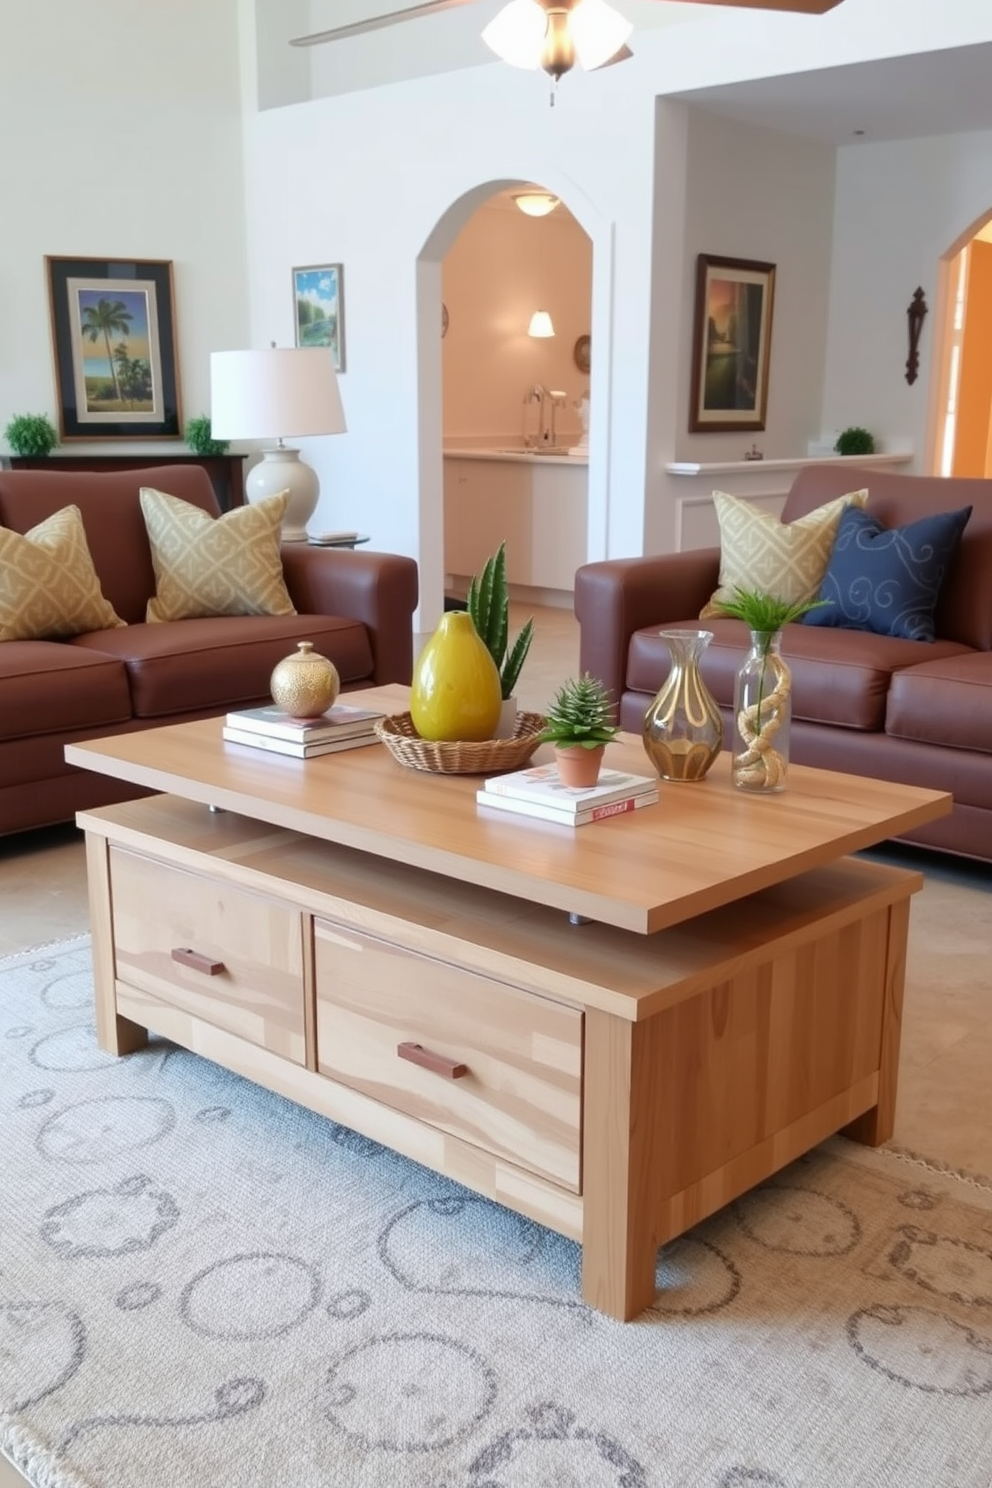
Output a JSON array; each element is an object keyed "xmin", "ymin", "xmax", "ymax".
[
  {"xmin": 523, "ymin": 384, "xmax": 548, "ymax": 446},
  {"xmin": 523, "ymin": 384, "xmax": 568, "ymax": 447}
]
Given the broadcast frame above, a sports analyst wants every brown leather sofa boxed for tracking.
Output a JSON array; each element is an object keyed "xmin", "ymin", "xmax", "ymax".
[
  {"xmin": 0, "ymin": 463, "xmax": 419, "ymax": 837},
  {"xmin": 575, "ymin": 465, "xmax": 992, "ymax": 864}
]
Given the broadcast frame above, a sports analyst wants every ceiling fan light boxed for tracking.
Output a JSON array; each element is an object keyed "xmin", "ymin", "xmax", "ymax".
[
  {"xmin": 570, "ymin": 0, "xmax": 633, "ymax": 71},
  {"xmin": 528, "ymin": 310, "xmax": 556, "ymax": 338},
  {"xmin": 513, "ymin": 192, "xmax": 560, "ymax": 217},
  {"xmin": 481, "ymin": 0, "xmax": 546, "ymax": 70}
]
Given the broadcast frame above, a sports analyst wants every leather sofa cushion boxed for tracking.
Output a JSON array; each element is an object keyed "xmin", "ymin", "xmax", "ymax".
[
  {"xmin": 71, "ymin": 614, "xmax": 374, "ymax": 719},
  {"xmin": 0, "ymin": 641, "xmax": 131, "ymax": 742},
  {"xmin": 886, "ymin": 652, "xmax": 992, "ymax": 754},
  {"xmin": 626, "ymin": 617, "xmax": 972, "ymax": 731}
]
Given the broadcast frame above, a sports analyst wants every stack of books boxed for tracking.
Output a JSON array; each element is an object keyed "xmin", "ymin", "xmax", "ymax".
[
  {"xmin": 476, "ymin": 764, "xmax": 658, "ymax": 826},
  {"xmin": 222, "ymin": 702, "xmax": 385, "ymax": 758}
]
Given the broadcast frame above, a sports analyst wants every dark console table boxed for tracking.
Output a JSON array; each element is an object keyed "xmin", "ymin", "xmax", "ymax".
[{"xmin": 2, "ymin": 453, "xmax": 247, "ymax": 512}]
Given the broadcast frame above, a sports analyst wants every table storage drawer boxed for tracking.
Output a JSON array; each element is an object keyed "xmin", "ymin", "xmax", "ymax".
[
  {"xmin": 314, "ymin": 919, "xmax": 583, "ymax": 1191},
  {"xmin": 109, "ymin": 847, "xmax": 307, "ymax": 1064}
]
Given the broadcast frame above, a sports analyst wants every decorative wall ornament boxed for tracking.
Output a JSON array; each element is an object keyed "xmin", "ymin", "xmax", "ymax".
[{"xmin": 905, "ymin": 287, "xmax": 928, "ymax": 385}]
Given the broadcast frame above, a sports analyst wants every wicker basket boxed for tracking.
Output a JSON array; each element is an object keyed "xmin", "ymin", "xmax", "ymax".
[{"xmin": 374, "ymin": 711, "xmax": 546, "ymax": 775}]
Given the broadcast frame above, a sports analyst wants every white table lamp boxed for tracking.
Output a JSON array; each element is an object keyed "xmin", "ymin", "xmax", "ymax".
[{"xmin": 210, "ymin": 347, "xmax": 346, "ymax": 542}]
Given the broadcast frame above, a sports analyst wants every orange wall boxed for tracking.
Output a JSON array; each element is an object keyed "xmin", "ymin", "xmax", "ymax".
[
  {"xmin": 442, "ymin": 198, "xmax": 592, "ymax": 444},
  {"xmin": 952, "ymin": 240, "xmax": 992, "ymax": 477}
]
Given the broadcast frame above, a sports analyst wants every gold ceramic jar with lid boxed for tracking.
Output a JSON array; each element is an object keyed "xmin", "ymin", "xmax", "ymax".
[{"xmin": 270, "ymin": 642, "xmax": 340, "ymax": 718}]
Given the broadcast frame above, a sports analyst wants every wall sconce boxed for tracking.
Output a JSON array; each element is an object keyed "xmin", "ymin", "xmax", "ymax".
[
  {"xmin": 513, "ymin": 192, "xmax": 559, "ymax": 218},
  {"xmin": 528, "ymin": 310, "xmax": 556, "ymax": 338}
]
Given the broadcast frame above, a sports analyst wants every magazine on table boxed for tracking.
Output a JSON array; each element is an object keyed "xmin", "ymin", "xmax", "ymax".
[
  {"xmin": 476, "ymin": 786, "xmax": 658, "ymax": 827},
  {"xmin": 224, "ymin": 701, "xmax": 384, "ymax": 743},
  {"xmin": 222, "ymin": 727, "xmax": 380, "ymax": 758},
  {"xmin": 482, "ymin": 763, "xmax": 657, "ymax": 813}
]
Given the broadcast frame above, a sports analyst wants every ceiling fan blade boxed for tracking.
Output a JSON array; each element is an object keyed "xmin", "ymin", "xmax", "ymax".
[
  {"xmin": 290, "ymin": 0, "xmax": 476, "ymax": 49},
  {"xmin": 650, "ymin": 0, "xmax": 843, "ymax": 11},
  {"xmin": 589, "ymin": 43, "xmax": 634, "ymax": 72}
]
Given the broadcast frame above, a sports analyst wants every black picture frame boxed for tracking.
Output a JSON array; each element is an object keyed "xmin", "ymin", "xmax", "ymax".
[
  {"xmin": 46, "ymin": 256, "xmax": 182, "ymax": 440},
  {"xmin": 689, "ymin": 254, "xmax": 776, "ymax": 433}
]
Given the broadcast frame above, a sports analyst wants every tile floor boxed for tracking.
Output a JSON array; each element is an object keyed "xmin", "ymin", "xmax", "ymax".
[{"xmin": 1, "ymin": 602, "xmax": 990, "ymax": 1484}]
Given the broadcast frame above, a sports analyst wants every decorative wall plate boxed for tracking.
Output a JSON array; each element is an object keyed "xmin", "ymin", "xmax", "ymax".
[
  {"xmin": 573, "ymin": 333, "xmax": 590, "ymax": 374},
  {"xmin": 441, "ymin": 303, "xmax": 449, "ymax": 338}
]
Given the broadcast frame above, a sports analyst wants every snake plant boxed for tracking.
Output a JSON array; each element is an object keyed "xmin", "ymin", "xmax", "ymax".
[{"xmin": 467, "ymin": 542, "xmax": 534, "ymax": 700}]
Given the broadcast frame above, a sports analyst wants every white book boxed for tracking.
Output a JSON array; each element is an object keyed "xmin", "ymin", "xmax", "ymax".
[
  {"xmin": 476, "ymin": 786, "xmax": 658, "ymax": 827},
  {"xmin": 482, "ymin": 764, "xmax": 657, "ymax": 814},
  {"xmin": 222, "ymin": 726, "xmax": 379, "ymax": 759},
  {"xmin": 225, "ymin": 701, "xmax": 385, "ymax": 743}
]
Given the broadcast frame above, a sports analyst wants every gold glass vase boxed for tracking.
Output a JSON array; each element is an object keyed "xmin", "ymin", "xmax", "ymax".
[
  {"xmin": 642, "ymin": 629, "xmax": 723, "ymax": 782},
  {"xmin": 410, "ymin": 611, "xmax": 501, "ymax": 741}
]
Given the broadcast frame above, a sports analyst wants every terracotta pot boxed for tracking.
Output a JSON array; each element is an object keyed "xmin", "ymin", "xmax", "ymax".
[{"xmin": 555, "ymin": 743, "xmax": 605, "ymax": 788}]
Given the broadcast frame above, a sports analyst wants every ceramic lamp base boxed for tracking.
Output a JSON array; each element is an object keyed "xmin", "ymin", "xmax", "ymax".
[{"xmin": 246, "ymin": 447, "xmax": 319, "ymax": 543}]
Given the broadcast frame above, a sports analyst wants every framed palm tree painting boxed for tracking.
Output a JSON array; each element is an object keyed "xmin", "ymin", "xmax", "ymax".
[{"xmin": 45, "ymin": 256, "xmax": 182, "ymax": 439}]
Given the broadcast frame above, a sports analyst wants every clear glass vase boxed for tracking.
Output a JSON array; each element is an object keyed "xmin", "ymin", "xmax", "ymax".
[
  {"xmin": 732, "ymin": 629, "xmax": 792, "ymax": 792},
  {"xmin": 642, "ymin": 629, "xmax": 724, "ymax": 782}
]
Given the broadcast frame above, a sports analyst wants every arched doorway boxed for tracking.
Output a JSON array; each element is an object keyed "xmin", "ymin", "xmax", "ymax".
[
  {"xmin": 934, "ymin": 213, "xmax": 992, "ymax": 477},
  {"xmin": 416, "ymin": 178, "xmax": 609, "ymax": 635}
]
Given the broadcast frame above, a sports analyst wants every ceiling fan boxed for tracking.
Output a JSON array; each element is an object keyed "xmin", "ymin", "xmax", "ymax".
[{"xmin": 291, "ymin": 1, "xmax": 845, "ymax": 87}]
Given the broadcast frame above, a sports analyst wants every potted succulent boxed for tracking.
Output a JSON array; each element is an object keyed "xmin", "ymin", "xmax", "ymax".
[
  {"xmin": 714, "ymin": 587, "xmax": 827, "ymax": 792},
  {"xmin": 467, "ymin": 541, "xmax": 534, "ymax": 736},
  {"xmin": 3, "ymin": 413, "xmax": 59, "ymax": 457},
  {"xmin": 539, "ymin": 672, "xmax": 620, "ymax": 787},
  {"xmin": 834, "ymin": 426, "xmax": 875, "ymax": 457},
  {"xmin": 184, "ymin": 414, "xmax": 229, "ymax": 456}
]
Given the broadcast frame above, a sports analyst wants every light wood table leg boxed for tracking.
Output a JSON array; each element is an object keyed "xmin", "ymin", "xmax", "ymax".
[
  {"xmin": 581, "ymin": 1008, "xmax": 659, "ymax": 1320},
  {"xmin": 842, "ymin": 896, "xmax": 910, "ymax": 1147},
  {"xmin": 84, "ymin": 831, "xmax": 148, "ymax": 1056}
]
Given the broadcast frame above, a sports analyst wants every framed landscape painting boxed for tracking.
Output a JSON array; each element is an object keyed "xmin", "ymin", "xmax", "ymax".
[
  {"xmin": 689, "ymin": 254, "xmax": 776, "ymax": 432},
  {"xmin": 292, "ymin": 263, "xmax": 345, "ymax": 371},
  {"xmin": 46, "ymin": 256, "xmax": 181, "ymax": 439}
]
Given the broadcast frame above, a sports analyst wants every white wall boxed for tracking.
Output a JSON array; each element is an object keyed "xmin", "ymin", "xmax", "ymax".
[
  {"xmin": 823, "ymin": 128, "xmax": 992, "ymax": 470},
  {"xmin": 442, "ymin": 200, "xmax": 591, "ymax": 445},
  {"xmin": 0, "ymin": 0, "xmax": 248, "ymax": 455},
  {"xmin": 643, "ymin": 107, "xmax": 837, "ymax": 554}
]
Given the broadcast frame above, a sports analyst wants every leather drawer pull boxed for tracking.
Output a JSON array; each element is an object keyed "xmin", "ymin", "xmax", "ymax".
[
  {"xmin": 397, "ymin": 1041, "xmax": 468, "ymax": 1080},
  {"xmin": 171, "ymin": 947, "xmax": 225, "ymax": 976}
]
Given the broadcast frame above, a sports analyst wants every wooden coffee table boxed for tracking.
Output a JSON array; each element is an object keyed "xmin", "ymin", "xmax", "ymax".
[{"xmin": 68, "ymin": 686, "xmax": 951, "ymax": 1320}]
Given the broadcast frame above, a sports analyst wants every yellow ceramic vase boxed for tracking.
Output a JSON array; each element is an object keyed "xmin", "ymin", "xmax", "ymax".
[{"xmin": 410, "ymin": 611, "xmax": 501, "ymax": 741}]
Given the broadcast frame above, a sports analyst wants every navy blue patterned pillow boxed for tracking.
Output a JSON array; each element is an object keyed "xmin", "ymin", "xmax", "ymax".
[{"xmin": 804, "ymin": 504, "xmax": 972, "ymax": 642}]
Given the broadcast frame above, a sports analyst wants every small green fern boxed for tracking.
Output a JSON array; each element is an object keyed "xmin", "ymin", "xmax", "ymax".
[
  {"xmin": 539, "ymin": 673, "xmax": 620, "ymax": 750},
  {"xmin": 467, "ymin": 542, "xmax": 534, "ymax": 700},
  {"xmin": 4, "ymin": 413, "xmax": 58, "ymax": 456},
  {"xmin": 713, "ymin": 586, "xmax": 827, "ymax": 636}
]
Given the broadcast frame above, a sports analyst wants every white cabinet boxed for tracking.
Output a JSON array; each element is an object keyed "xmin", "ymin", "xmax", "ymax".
[{"xmin": 443, "ymin": 454, "xmax": 587, "ymax": 592}]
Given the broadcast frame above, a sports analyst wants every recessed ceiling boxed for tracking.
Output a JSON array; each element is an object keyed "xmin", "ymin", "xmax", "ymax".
[{"xmin": 668, "ymin": 41, "xmax": 992, "ymax": 146}]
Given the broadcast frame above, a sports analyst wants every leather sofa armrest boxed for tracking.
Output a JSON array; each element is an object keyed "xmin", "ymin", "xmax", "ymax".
[
  {"xmin": 574, "ymin": 549, "xmax": 720, "ymax": 713},
  {"xmin": 279, "ymin": 546, "xmax": 419, "ymax": 685}
]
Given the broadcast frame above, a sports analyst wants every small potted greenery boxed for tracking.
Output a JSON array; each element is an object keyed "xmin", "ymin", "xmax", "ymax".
[
  {"xmin": 539, "ymin": 672, "xmax": 620, "ymax": 787},
  {"xmin": 184, "ymin": 414, "xmax": 229, "ymax": 456},
  {"xmin": 467, "ymin": 541, "xmax": 534, "ymax": 734},
  {"xmin": 834, "ymin": 426, "xmax": 875, "ymax": 457},
  {"xmin": 714, "ymin": 587, "xmax": 827, "ymax": 792},
  {"xmin": 3, "ymin": 413, "xmax": 59, "ymax": 457}
]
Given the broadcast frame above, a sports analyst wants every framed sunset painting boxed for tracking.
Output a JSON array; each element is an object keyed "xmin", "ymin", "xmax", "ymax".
[
  {"xmin": 45, "ymin": 256, "xmax": 181, "ymax": 439},
  {"xmin": 689, "ymin": 254, "xmax": 776, "ymax": 433}
]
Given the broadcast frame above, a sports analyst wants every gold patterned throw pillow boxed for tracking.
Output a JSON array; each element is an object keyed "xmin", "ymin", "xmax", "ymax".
[
  {"xmin": 0, "ymin": 504, "xmax": 125, "ymax": 642},
  {"xmin": 700, "ymin": 487, "xmax": 870, "ymax": 617},
  {"xmin": 140, "ymin": 488, "xmax": 296, "ymax": 623}
]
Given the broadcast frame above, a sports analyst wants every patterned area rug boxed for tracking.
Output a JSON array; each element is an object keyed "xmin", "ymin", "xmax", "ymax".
[{"xmin": 2, "ymin": 938, "xmax": 992, "ymax": 1488}]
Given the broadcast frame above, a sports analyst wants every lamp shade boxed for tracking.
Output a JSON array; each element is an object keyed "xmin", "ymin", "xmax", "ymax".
[
  {"xmin": 527, "ymin": 310, "xmax": 556, "ymax": 338},
  {"xmin": 209, "ymin": 348, "xmax": 346, "ymax": 441}
]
